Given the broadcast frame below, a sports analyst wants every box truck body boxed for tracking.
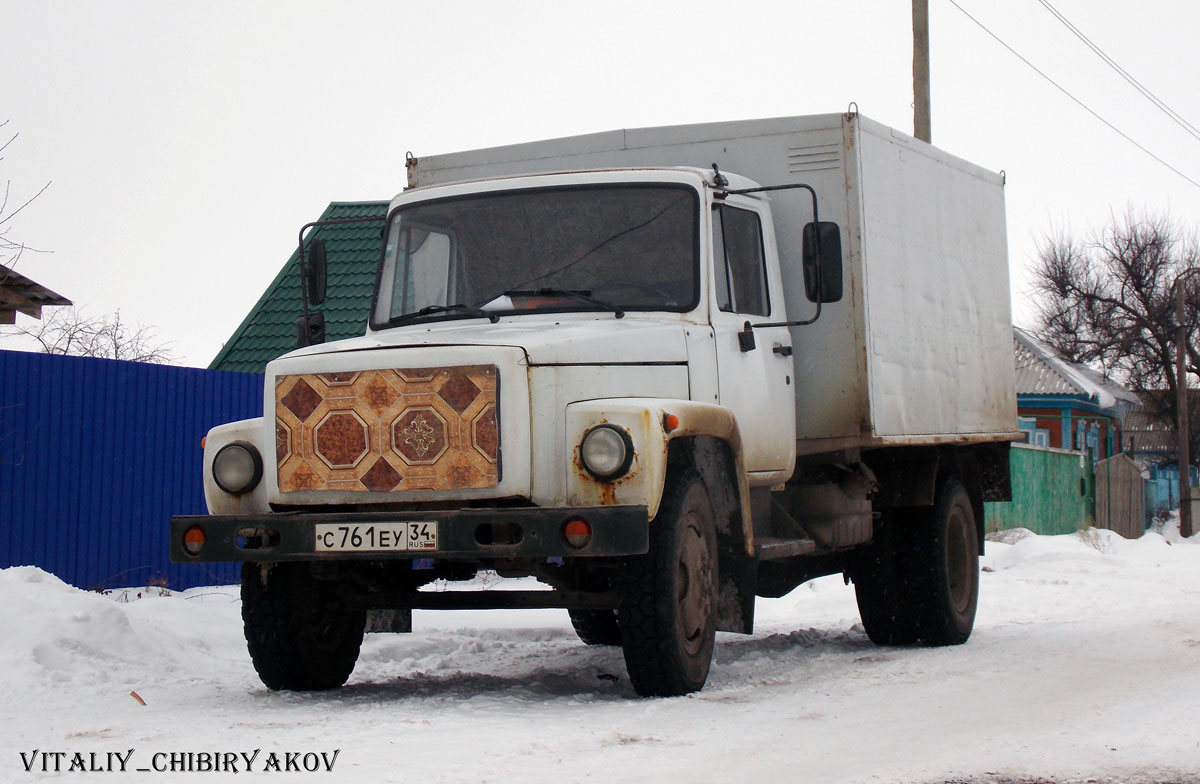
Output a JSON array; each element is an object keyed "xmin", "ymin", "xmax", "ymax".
[{"xmin": 408, "ymin": 112, "xmax": 1017, "ymax": 453}]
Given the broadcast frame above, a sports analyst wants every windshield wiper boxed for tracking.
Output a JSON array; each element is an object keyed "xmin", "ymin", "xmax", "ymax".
[
  {"xmin": 395, "ymin": 303, "xmax": 500, "ymax": 324},
  {"xmin": 502, "ymin": 288, "xmax": 624, "ymax": 318}
]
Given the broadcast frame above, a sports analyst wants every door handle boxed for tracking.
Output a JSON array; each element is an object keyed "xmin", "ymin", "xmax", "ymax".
[
  {"xmin": 772, "ymin": 344, "xmax": 793, "ymax": 357},
  {"xmin": 738, "ymin": 321, "xmax": 757, "ymax": 352}
]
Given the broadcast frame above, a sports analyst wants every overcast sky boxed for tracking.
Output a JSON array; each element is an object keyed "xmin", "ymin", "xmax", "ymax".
[{"xmin": 3, "ymin": 0, "xmax": 1200, "ymax": 367}]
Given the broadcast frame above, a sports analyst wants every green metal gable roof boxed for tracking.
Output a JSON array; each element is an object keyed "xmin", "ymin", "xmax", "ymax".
[{"xmin": 209, "ymin": 201, "xmax": 389, "ymax": 374}]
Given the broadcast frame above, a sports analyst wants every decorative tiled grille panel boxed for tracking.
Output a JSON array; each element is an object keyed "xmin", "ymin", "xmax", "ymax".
[{"xmin": 275, "ymin": 365, "xmax": 499, "ymax": 493}]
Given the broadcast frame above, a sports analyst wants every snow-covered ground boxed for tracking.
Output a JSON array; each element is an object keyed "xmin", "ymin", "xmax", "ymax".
[{"xmin": 4, "ymin": 523, "xmax": 1199, "ymax": 784}]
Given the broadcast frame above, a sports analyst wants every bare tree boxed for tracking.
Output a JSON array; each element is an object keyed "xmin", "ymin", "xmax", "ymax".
[
  {"xmin": 1032, "ymin": 210, "xmax": 1200, "ymax": 449},
  {"xmin": 0, "ymin": 120, "xmax": 52, "ymax": 271},
  {"xmin": 17, "ymin": 307, "xmax": 175, "ymax": 364}
]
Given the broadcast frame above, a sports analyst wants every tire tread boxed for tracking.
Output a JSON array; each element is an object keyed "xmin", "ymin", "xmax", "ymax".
[
  {"xmin": 241, "ymin": 562, "xmax": 365, "ymax": 691},
  {"xmin": 618, "ymin": 471, "xmax": 717, "ymax": 697}
]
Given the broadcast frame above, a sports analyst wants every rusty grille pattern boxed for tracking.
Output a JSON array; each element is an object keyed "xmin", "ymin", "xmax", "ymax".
[{"xmin": 275, "ymin": 365, "xmax": 499, "ymax": 493}]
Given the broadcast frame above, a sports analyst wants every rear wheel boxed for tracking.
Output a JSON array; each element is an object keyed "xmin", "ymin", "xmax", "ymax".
[
  {"xmin": 851, "ymin": 510, "xmax": 920, "ymax": 645},
  {"xmin": 618, "ymin": 472, "xmax": 718, "ymax": 697},
  {"xmin": 241, "ymin": 562, "xmax": 366, "ymax": 691},
  {"xmin": 911, "ymin": 478, "xmax": 979, "ymax": 645},
  {"xmin": 851, "ymin": 478, "xmax": 980, "ymax": 647},
  {"xmin": 567, "ymin": 609, "xmax": 621, "ymax": 646}
]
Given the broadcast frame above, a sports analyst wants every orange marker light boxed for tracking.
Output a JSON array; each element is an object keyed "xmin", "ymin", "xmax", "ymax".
[
  {"xmin": 663, "ymin": 413, "xmax": 680, "ymax": 433},
  {"xmin": 200, "ymin": 436, "xmax": 207, "ymax": 449},
  {"xmin": 563, "ymin": 517, "xmax": 592, "ymax": 549},
  {"xmin": 182, "ymin": 526, "xmax": 206, "ymax": 556}
]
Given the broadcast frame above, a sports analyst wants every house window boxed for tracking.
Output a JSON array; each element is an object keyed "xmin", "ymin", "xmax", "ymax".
[{"xmin": 1019, "ymin": 418, "xmax": 1050, "ymax": 448}]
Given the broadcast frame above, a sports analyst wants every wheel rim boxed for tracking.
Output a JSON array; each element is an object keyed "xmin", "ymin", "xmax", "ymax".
[
  {"xmin": 677, "ymin": 512, "xmax": 712, "ymax": 657},
  {"xmin": 304, "ymin": 599, "xmax": 353, "ymax": 653},
  {"xmin": 946, "ymin": 505, "xmax": 974, "ymax": 614}
]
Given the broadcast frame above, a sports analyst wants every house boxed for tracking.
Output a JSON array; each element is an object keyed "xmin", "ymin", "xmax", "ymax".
[
  {"xmin": 1121, "ymin": 400, "xmax": 1199, "ymax": 519},
  {"xmin": 986, "ymin": 328, "xmax": 1147, "ymax": 537},
  {"xmin": 1122, "ymin": 408, "xmax": 1177, "ymax": 469},
  {"xmin": 209, "ymin": 201, "xmax": 388, "ymax": 374},
  {"xmin": 0, "ymin": 262, "xmax": 71, "ymax": 323},
  {"xmin": 1012, "ymin": 326, "xmax": 1139, "ymax": 460}
]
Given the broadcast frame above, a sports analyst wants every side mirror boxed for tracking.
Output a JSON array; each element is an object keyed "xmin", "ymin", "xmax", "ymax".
[
  {"xmin": 297, "ymin": 311, "xmax": 326, "ymax": 347},
  {"xmin": 802, "ymin": 222, "xmax": 843, "ymax": 304},
  {"xmin": 305, "ymin": 239, "xmax": 327, "ymax": 306}
]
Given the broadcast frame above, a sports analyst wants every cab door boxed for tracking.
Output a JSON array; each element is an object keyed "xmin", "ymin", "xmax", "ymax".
[{"xmin": 709, "ymin": 197, "xmax": 796, "ymax": 482}]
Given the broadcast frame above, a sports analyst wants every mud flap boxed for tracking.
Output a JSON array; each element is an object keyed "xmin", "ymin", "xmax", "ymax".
[{"xmin": 715, "ymin": 550, "xmax": 756, "ymax": 634}]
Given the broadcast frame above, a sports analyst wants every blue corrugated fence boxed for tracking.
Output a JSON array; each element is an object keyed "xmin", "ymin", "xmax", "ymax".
[{"xmin": 0, "ymin": 349, "xmax": 262, "ymax": 590}]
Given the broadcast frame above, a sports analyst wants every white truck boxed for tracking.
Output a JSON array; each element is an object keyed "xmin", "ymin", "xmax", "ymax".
[{"xmin": 171, "ymin": 111, "xmax": 1017, "ymax": 697}]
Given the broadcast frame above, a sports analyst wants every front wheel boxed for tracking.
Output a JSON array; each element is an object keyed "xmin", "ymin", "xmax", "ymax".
[
  {"xmin": 241, "ymin": 562, "xmax": 366, "ymax": 691},
  {"xmin": 618, "ymin": 472, "xmax": 718, "ymax": 697}
]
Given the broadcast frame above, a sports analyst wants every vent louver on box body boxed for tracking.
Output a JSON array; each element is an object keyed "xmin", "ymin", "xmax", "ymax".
[{"xmin": 787, "ymin": 143, "xmax": 842, "ymax": 175}]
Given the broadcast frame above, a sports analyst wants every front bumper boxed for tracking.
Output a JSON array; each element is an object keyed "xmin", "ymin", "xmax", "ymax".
[{"xmin": 169, "ymin": 505, "xmax": 649, "ymax": 563}]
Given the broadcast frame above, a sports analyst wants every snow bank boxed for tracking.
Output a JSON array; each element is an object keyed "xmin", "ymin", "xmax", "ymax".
[
  {"xmin": 1, "ymin": 567, "xmax": 152, "ymax": 687},
  {"xmin": 1, "ymin": 566, "xmax": 250, "ymax": 708},
  {"xmin": 986, "ymin": 525, "xmax": 1189, "ymax": 571}
]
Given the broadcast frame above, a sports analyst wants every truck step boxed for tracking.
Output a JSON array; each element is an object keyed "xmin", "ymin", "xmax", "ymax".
[{"xmin": 755, "ymin": 536, "xmax": 818, "ymax": 560}]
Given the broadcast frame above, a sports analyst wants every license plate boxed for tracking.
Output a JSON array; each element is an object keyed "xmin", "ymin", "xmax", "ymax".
[{"xmin": 314, "ymin": 522, "xmax": 438, "ymax": 553}]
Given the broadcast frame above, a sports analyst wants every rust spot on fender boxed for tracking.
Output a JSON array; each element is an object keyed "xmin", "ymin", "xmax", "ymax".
[{"xmin": 596, "ymin": 482, "xmax": 617, "ymax": 506}]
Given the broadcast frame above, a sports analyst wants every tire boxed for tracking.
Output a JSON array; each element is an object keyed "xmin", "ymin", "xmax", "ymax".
[
  {"xmin": 852, "ymin": 479, "xmax": 980, "ymax": 647},
  {"xmin": 568, "ymin": 609, "xmax": 622, "ymax": 646},
  {"xmin": 618, "ymin": 472, "xmax": 718, "ymax": 697},
  {"xmin": 910, "ymin": 478, "xmax": 980, "ymax": 645},
  {"xmin": 241, "ymin": 562, "xmax": 366, "ymax": 691},
  {"xmin": 851, "ymin": 509, "xmax": 921, "ymax": 646}
]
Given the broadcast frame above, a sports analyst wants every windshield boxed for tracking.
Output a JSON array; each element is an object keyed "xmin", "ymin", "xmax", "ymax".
[{"xmin": 371, "ymin": 184, "xmax": 699, "ymax": 327}]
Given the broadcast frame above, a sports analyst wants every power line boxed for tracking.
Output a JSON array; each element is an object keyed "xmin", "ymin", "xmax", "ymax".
[
  {"xmin": 945, "ymin": 0, "xmax": 1200, "ymax": 191},
  {"xmin": 1037, "ymin": 0, "xmax": 1200, "ymax": 142}
]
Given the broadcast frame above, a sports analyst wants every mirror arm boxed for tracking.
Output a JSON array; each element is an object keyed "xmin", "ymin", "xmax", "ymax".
[
  {"xmin": 295, "ymin": 214, "xmax": 387, "ymax": 312},
  {"xmin": 721, "ymin": 182, "xmax": 824, "ymax": 331},
  {"xmin": 293, "ymin": 214, "xmax": 386, "ymax": 347},
  {"xmin": 297, "ymin": 230, "xmax": 311, "ymax": 326}
]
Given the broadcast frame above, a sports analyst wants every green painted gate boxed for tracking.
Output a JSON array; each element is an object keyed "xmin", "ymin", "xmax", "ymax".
[{"xmin": 984, "ymin": 443, "xmax": 1094, "ymax": 535}]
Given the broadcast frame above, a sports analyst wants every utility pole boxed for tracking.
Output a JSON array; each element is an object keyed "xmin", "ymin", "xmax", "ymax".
[
  {"xmin": 1176, "ymin": 273, "xmax": 1197, "ymax": 538},
  {"xmin": 913, "ymin": 0, "xmax": 932, "ymax": 143}
]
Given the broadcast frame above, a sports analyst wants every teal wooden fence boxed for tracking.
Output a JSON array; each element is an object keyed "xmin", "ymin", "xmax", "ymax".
[{"xmin": 984, "ymin": 443, "xmax": 1094, "ymax": 535}]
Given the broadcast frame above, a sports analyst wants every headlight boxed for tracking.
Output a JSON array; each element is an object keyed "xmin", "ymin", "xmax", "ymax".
[
  {"xmin": 212, "ymin": 442, "xmax": 263, "ymax": 495},
  {"xmin": 579, "ymin": 425, "xmax": 633, "ymax": 481}
]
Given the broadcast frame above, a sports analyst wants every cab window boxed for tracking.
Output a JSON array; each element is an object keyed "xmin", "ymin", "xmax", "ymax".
[{"xmin": 712, "ymin": 204, "xmax": 770, "ymax": 316}]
